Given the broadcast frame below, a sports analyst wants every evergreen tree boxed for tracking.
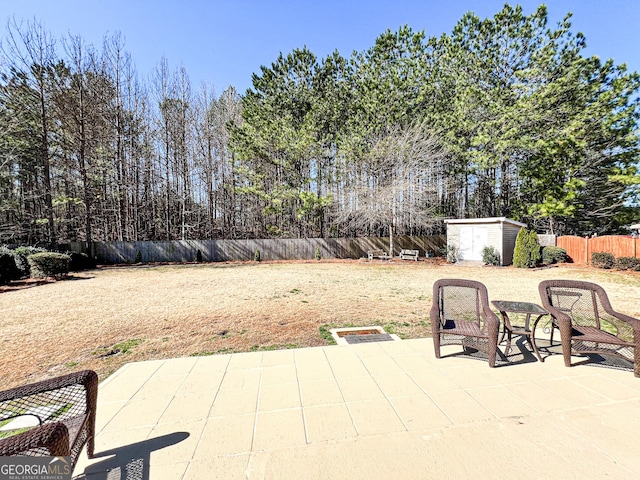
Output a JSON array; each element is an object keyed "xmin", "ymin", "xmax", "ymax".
[
  {"xmin": 513, "ymin": 228, "xmax": 530, "ymax": 268},
  {"xmin": 528, "ymin": 230, "xmax": 541, "ymax": 267},
  {"xmin": 514, "ymin": 228, "xmax": 541, "ymax": 268}
]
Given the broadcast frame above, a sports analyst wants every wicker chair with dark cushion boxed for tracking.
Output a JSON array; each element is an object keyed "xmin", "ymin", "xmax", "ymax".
[
  {"xmin": 430, "ymin": 278, "xmax": 501, "ymax": 367},
  {"xmin": 0, "ymin": 370, "xmax": 98, "ymax": 470},
  {"xmin": 539, "ymin": 280, "xmax": 640, "ymax": 377}
]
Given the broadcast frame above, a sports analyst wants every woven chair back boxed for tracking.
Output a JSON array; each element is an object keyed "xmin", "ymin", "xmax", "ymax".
[{"xmin": 544, "ymin": 282, "xmax": 633, "ymax": 341}]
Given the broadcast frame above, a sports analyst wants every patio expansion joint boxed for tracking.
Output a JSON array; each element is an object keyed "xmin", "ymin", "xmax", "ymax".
[
  {"xmin": 291, "ymin": 353, "xmax": 310, "ymax": 445},
  {"xmin": 297, "ymin": 348, "xmax": 359, "ymax": 442},
  {"xmin": 355, "ymin": 353, "xmax": 422, "ymax": 433},
  {"xmin": 326, "ymin": 346, "xmax": 431, "ymax": 435},
  {"xmin": 248, "ymin": 360, "xmax": 264, "ymax": 452},
  {"xmin": 202, "ymin": 360, "xmax": 232, "ymax": 420},
  {"xmin": 137, "ymin": 359, "xmax": 213, "ymax": 459},
  {"xmin": 97, "ymin": 360, "xmax": 167, "ymax": 434},
  {"xmin": 400, "ymin": 374, "xmax": 456, "ymax": 424},
  {"xmin": 367, "ymin": 350, "xmax": 459, "ymax": 428},
  {"xmin": 185, "ymin": 355, "xmax": 251, "ymax": 467}
]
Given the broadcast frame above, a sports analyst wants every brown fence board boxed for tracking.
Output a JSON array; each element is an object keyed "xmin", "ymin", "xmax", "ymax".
[
  {"xmin": 72, "ymin": 236, "xmax": 445, "ymax": 264},
  {"xmin": 557, "ymin": 236, "xmax": 588, "ymax": 264},
  {"xmin": 589, "ymin": 235, "xmax": 637, "ymax": 259},
  {"xmin": 558, "ymin": 235, "xmax": 639, "ymax": 264}
]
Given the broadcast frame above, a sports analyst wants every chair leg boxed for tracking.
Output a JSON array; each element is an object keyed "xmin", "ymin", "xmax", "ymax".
[
  {"xmin": 488, "ymin": 342, "xmax": 496, "ymax": 368},
  {"xmin": 498, "ymin": 328, "xmax": 506, "ymax": 346},
  {"xmin": 634, "ymin": 330, "xmax": 639, "ymax": 378},
  {"xmin": 433, "ymin": 333, "xmax": 441, "ymax": 359},
  {"xmin": 487, "ymin": 322, "xmax": 499, "ymax": 368},
  {"xmin": 87, "ymin": 435, "xmax": 95, "ymax": 459},
  {"xmin": 559, "ymin": 322, "xmax": 573, "ymax": 368}
]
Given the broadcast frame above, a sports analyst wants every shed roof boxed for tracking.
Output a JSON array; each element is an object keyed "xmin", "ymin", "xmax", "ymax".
[{"xmin": 444, "ymin": 217, "xmax": 527, "ymax": 228}]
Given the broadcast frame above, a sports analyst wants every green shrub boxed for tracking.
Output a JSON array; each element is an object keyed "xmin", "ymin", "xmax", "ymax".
[
  {"xmin": 68, "ymin": 252, "xmax": 96, "ymax": 271},
  {"xmin": 614, "ymin": 256, "xmax": 640, "ymax": 271},
  {"xmin": 12, "ymin": 246, "xmax": 48, "ymax": 277},
  {"xmin": 196, "ymin": 249, "xmax": 203, "ymax": 262},
  {"xmin": 135, "ymin": 250, "xmax": 142, "ymax": 263},
  {"xmin": 513, "ymin": 228, "xmax": 528, "ymax": 268},
  {"xmin": 0, "ymin": 246, "xmax": 19, "ymax": 282},
  {"xmin": 542, "ymin": 246, "xmax": 568, "ymax": 265},
  {"xmin": 27, "ymin": 252, "xmax": 71, "ymax": 278},
  {"xmin": 0, "ymin": 252, "xmax": 16, "ymax": 285},
  {"xmin": 314, "ymin": 246, "xmax": 321, "ymax": 261},
  {"xmin": 481, "ymin": 246, "xmax": 500, "ymax": 266},
  {"xmin": 529, "ymin": 230, "xmax": 541, "ymax": 266},
  {"xmin": 444, "ymin": 244, "xmax": 458, "ymax": 263},
  {"xmin": 254, "ymin": 249, "xmax": 261, "ymax": 262},
  {"xmin": 591, "ymin": 252, "xmax": 615, "ymax": 269}
]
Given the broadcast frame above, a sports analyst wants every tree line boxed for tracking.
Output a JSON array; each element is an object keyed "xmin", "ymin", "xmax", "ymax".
[{"xmin": 1, "ymin": 4, "xmax": 638, "ymax": 249}]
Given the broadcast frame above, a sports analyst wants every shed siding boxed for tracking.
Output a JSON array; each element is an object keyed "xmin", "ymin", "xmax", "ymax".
[
  {"xmin": 445, "ymin": 217, "xmax": 525, "ymax": 266},
  {"xmin": 486, "ymin": 225, "xmax": 502, "ymax": 263},
  {"xmin": 446, "ymin": 224, "xmax": 461, "ymax": 259}
]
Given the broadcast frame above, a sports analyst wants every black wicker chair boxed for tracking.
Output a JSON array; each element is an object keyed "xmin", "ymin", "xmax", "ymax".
[
  {"xmin": 539, "ymin": 280, "xmax": 640, "ymax": 377},
  {"xmin": 0, "ymin": 370, "xmax": 98, "ymax": 471},
  {"xmin": 430, "ymin": 279, "xmax": 501, "ymax": 367}
]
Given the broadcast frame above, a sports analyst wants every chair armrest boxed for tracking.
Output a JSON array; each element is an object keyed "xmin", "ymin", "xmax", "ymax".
[
  {"xmin": 538, "ymin": 282, "xmax": 573, "ymax": 329},
  {"xmin": 481, "ymin": 308, "xmax": 501, "ymax": 334},
  {"xmin": 429, "ymin": 302, "xmax": 441, "ymax": 324},
  {"xmin": 607, "ymin": 310, "xmax": 640, "ymax": 329},
  {"xmin": 481, "ymin": 308, "xmax": 501, "ymax": 326},
  {"xmin": 0, "ymin": 371, "xmax": 98, "ymax": 422},
  {"xmin": 0, "ymin": 422, "xmax": 71, "ymax": 457},
  {"xmin": 0, "ymin": 371, "xmax": 97, "ymax": 404},
  {"xmin": 539, "ymin": 303, "xmax": 572, "ymax": 328}
]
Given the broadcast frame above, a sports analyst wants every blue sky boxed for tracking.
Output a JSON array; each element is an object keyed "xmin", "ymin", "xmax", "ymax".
[{"xmin": 1, "ymin": 0, "xmax": 638, "ymax": 95}]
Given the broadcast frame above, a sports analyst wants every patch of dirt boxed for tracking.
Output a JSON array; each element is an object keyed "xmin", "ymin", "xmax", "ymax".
[
  {"xmin": 0, "ymin": 278, "xmax": 56, "ymax": 293},
  {"xmin": 1, "ymin": 260, "xmax": 638, "ymax": 389}
]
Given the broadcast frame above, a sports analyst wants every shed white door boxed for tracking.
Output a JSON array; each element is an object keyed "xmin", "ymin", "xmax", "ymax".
[{"xmin": 459, "ymin": 226, "xmax": 488, "ymax": 261}]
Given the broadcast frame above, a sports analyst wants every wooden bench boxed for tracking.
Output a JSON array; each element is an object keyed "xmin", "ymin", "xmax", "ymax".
[
  {"xmin": 399, "ymin": 249, "xmax": 420, "ymax": 261},
  {"xmin": 367, "ymin": 250, "xmax": 391, "ymax": 260}
]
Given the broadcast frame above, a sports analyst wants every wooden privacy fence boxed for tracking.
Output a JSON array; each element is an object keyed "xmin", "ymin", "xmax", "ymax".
[
  {"xmin": 557, "ymin": 235, "xmax": 640, "ymax": 264},
  {"xmin": 70, "ymin": 235, "xmax": 446, "ymax": 264}
]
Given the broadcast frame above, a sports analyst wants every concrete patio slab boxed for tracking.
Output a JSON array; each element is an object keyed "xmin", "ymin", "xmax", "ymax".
[{"xmin": 73, "ymin": 338, "xmax": 640, "ymax": 479}]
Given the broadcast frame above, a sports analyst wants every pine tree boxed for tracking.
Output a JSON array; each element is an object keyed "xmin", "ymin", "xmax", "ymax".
[
  {"xmin": 528, "ymin": 230, "xmax": 541, "ymax": 267},
  {"xmin": 513, "ymin": 228, "xmax": 530, "ymax": 268}
]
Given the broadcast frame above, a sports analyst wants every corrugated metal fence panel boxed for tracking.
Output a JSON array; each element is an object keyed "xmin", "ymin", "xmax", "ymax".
[{"xmin": 89, "ymin": 236, "xmax": 445, "ymax": 264}]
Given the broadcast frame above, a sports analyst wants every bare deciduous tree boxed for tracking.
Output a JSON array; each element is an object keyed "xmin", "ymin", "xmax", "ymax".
[{"xmin": 335, "ymin": 122, "xmax": 450, "ymax": 255}]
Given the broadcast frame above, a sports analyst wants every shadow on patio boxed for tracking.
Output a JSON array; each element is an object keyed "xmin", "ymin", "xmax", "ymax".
[{"xmin": 74, "ymin": 432, "xmax": 189, "ymax": 480}]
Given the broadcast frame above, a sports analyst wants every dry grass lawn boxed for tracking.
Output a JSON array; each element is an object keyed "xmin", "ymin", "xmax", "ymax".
[{"xmin": 1, "ymin": 259, "xmax": 639, "ymax": 388}]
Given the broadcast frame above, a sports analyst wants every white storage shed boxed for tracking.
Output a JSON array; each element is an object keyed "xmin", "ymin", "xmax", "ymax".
[{"xmin": 445, "ymin": 217, "xmax": 527, "ymax": 266}]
